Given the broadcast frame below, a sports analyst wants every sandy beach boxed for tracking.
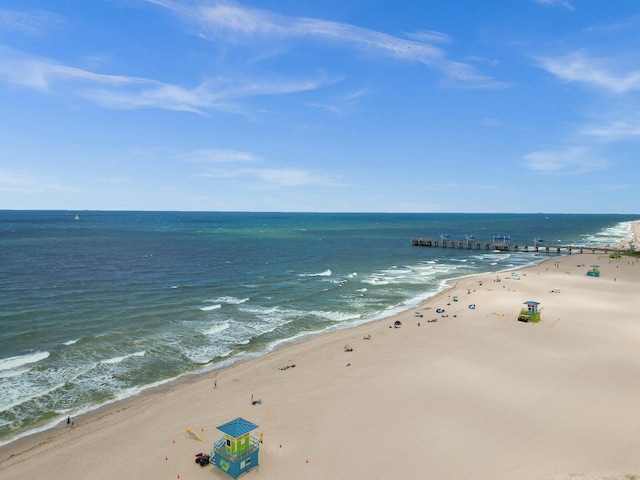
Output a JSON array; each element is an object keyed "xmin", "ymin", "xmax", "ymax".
[{"xmin": 2, "ymin": 247, "xmax": 640, "ymax": 480}]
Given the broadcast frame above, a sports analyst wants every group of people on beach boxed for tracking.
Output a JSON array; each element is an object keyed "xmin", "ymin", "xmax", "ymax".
[{"xmin": 66, "ymin": 416, "xmax": 74, "ymax": 427}]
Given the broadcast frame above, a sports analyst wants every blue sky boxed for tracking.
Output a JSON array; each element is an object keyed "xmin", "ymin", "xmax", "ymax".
[{"xmin": 1, "ymin": 0, "xmax": 639, "ymax": 213}]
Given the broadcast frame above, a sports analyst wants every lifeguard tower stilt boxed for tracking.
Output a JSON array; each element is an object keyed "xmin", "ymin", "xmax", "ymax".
[{"xmin": 210, "ymin": 417, "xmax": 260, "ymax": 478}]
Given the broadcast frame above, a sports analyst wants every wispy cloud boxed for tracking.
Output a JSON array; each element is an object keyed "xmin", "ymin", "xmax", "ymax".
[
  {"xmin": 0, "ymin": 8, "xmax": 65, "ymax": 36},
  {"xmin": 247, "ymin": 168, "xmax": 331, "ymax": 187},
  {"xmin": 581, "ymin": 119, "xmax": 640, "ymax": 141},
  {"xmin": 306, "ymin": 88, "xmax": 372, "ymax": 115},
  {"xmin": 0, "ymin": 46, "xmax": 158, "ymax": 90},
  {"xmin": 148, "ymin": 0, "xmax": 504, "ymax": 88},
  {"xmin": 537, "ymin": 50, "xmax": 640, "ymax": 94},
  {"xmin": 0, "ymin": 46, "xmax": 330, "ymax": 113},
  {"xmin": 202, "ymin": 165, "xmax": 334, "ymax": 187},
  {"xmin": 532, "ymin": 0, "xmax": 574, "ymax": 12},
  {"xmin": 0, "ymin": 169, "xmax": 72, "ymax": 194},
  {"xmin": 523, "ymin": 147, "xmax": 609, "ymax": 173},
  {"xmin": 404, "ymin": 30, "xmax": 452, "ymax": 45},
  {"xmin": 480, "ymin": 117, "xmax": 503, "ymax": 127},
  {"xmin": 182, "ymin": 149, "xmax": 261, "ymax": 163}
]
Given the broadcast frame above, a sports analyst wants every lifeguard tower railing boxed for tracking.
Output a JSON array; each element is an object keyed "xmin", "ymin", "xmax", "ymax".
[{"xmin": 211, "ymin": 436, "xmax": 260, "ymax": 462}]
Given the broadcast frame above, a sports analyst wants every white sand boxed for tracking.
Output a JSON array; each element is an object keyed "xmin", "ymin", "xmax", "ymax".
[{"xmin": 2, "ymin": 250, "xmax": 640, "ymax": 480}]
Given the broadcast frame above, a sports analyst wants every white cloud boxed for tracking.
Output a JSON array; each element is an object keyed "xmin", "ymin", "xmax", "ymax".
[
  {"xmin": 537, "ymin": 50, "xmax": 640, "ymax": 94},
  {"xmin": 202, "ymin": 166, "xmax": 333, "ymax": 187},
  {"xmin": 183, "ymin": 149, "xmax": 261, "ymax": 163},
  {"xmin": 404, "ymin": 30, "xmax": 452, "ymax": 45},
  {"xmin": 0, "ymin": 46, "xmax": 156, "ymax": 91},
  {"xmin": 247, "ymin": 168, "xmax": 330, "ymax": 187},
  {"xmin": 581, "ymin": 120, "xmax": 640, "ymax": 141},
  {"xmin": 480, "ymin": 117, "xmax": 503, "ymax": 127},
  {"xmin": 306, "ymin": 87, "xmax": 372, "ymax": 115},
  {"xmin": 0, "ymin": 8, "xmax": 65, "ymax": 36},
  {"xmin": 0, "ymin": 46, "xmax": 331, "ymax": 113},
  {"xmin": 148, "ymin": 0, "xmax": 503, "ymax": 88},
  {"xmin": 0, "ymin": 169, "xmax": 71, "ymax": 194},
  {"xmin": 533, "ymin": 0, "xmax": 574, "ymax": 11},
  {"xmin": 523, "ymin": 147, "xmax": 609, "ymax": 173}
]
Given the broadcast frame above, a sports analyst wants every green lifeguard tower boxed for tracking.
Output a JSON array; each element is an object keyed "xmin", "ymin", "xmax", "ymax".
[
  {"xmin": 586, "ymin": 265, "xmax": 600, "ymax": 277},
  {"xmin": 518, "ymin": 301, "xmax": 541, "ymax": 323},
  {"xmin": 211, "ymin": 417, "xmax": 260, "ymax": 478}
]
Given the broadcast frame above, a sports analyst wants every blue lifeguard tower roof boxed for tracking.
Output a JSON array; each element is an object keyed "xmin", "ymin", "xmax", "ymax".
[
  {"xmin": 217, "ymin": 417, "xmax": 259, "ymax": 438},
  {"xmin": 523, "ymin": 301, "xmax": 540, "ymax": 306}
]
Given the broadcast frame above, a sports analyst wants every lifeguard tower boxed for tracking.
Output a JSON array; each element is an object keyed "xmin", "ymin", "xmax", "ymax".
[
  {"xmin": 517, "ymin": 301, "xmax": 541, "ymax": 323},
  {"xmin": 210, "ymin": 417, "xmax": 260, "ymax": 478},
  {"xmin": 586, "ymin": 265, "xmax": 600, "ymax": 277}
]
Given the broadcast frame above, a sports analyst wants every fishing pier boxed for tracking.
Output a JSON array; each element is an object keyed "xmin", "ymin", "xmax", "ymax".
[{"xmin": 410, "ymin": 237, "xmax": 615, "ymax": 255}]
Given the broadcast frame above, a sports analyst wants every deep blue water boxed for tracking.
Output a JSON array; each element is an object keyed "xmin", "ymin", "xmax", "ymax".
[{"xmin": 0, "ymin": 211, "xmax": 637, "ymax": 444}]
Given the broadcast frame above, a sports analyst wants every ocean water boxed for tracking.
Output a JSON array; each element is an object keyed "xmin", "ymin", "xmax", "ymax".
[{"xmin": 0, "ymin": 211, "xmax": 637, "ymax": 445}]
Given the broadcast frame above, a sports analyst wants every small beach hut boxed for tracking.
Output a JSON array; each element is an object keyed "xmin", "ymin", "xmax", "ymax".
[
  {"xmin": 517, "ymin": 301, "xmax": 541, "ymax": 323},
  {"xmin": 586, "ymin": 265, "xmax": 600, "ymax": 277},
  {"xmin": 210, "ymin": 417, "xmax": 260, "ymax": 478}
]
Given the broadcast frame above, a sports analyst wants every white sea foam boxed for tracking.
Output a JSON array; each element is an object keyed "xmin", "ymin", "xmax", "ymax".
[
  {"xmin": 0, "ymin": 351, "xmax": 50, "ymax": 372},
  {"xmin": 212, "ymin": 296, "xmax": 249, "ymax": 305},
  {"xmin": 0, "ymin": 373, "xmax": 191, "ymax": 448},
  {"xmin": 361, "ymin": 276, "xmax": 390, "ymax": 286},
  {"xmin": 582, "ymin": 221, "xmax": 634, "ymax": 246},
  {"xmin": 63, "ymin": 339, "xmax": 79, "ymax": 346},
  {"xmin": 308, "ymin": 310, "xmax": 361, "ymax": 323},
  {"xmin": 203, "ymin": 321, "xmax": 230, "ymax": 336},
  {"xmin": 100, "ymin": 351, "xmax": 145, "ymax": 365},
  {"xmin": 200, "ymin": 304, "xmax": 222, "ymax": 311},
  {"xmin": 0, "ymin": 376, "xmax": 69, "ymax": 415},
  {"xmin": 299, "ymin": 269, "xmax": 332, "ymax": 277},
  {"xmin": 0, "ymin": 368, "xmax": 29, "ymax": 379},
  {"xmin": 183, "ymin": 340, "xmax": 235, "ymax": 364}
]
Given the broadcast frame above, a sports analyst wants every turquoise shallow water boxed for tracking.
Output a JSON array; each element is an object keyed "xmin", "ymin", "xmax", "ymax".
[{"xmin": 0, "ymin": 211, "xmax": 637, "ymax": 444}]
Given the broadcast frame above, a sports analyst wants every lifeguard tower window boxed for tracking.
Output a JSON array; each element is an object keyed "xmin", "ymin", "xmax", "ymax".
[{"xmin": 226, "ymin": 439, "xmax": 231, "ymax": 447}]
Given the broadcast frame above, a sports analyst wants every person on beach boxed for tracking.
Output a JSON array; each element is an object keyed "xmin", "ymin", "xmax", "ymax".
[{"xmin": 67, "ymin": 416, "xmax": 71, "ymax": 426}]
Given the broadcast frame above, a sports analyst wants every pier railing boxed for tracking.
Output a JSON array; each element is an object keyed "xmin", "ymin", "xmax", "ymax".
[{"xmin": 410, "ymin": 238, "xmax": 614, "ymax": 254}]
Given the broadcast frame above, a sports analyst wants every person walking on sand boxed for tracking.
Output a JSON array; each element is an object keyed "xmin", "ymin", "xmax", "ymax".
[
  {"xmin": 214, "ymin": 379, "xmax": 217, "ymax": 389},
  {"xmin": 67, "ymin": 416, "xmax": 71, "ymax": 426}
]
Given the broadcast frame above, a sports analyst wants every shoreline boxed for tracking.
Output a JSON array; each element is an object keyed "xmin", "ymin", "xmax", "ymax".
[
  {"xmin": 1, "ymin": 218, "xmax": 637, "ymax": 451},
  {"xmin": 0, "ymin": 246, "xmax": 554, "ymax": 449},
  {"xmin": 2, "ymin": 247, "xmax": 640, "ymax": 479}
]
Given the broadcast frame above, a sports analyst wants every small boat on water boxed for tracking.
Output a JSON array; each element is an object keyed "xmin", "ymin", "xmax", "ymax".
[{"xmin": 74, "ymin": 214, "xmax": 80, "ymax": 221}]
